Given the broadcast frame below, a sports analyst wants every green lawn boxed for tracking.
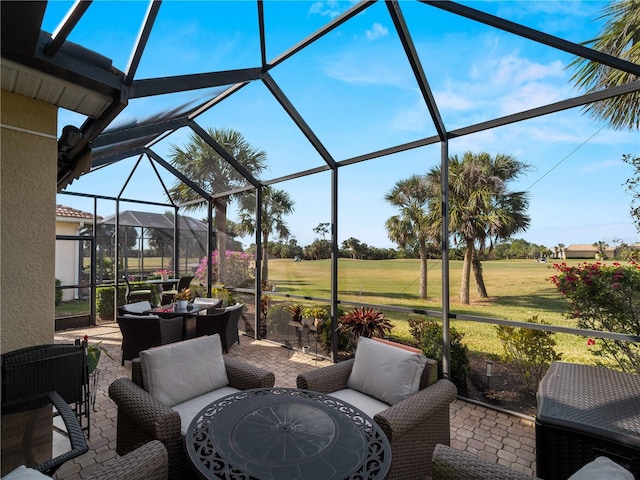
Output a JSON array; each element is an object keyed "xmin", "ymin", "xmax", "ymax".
[{"xmin": 267, "ymin": 257, "xmax": 602, "ymax": 365}]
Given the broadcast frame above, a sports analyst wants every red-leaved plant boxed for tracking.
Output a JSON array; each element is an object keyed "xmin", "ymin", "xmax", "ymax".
[{"xmin": 337, "ymin": 307, "xmax": 393, "ymax": 348}]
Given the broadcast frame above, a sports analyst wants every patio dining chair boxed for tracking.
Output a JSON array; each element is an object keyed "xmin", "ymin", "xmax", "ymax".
[
  {"xmin": 1, "ymin": 342, "xmax": 90, "ymax": 438},
  {"xmin": 123, "ymin": 277, "xmax": 152, "ymax": 304},
  {"xmin": 192, "ymin": 296, "xmax": 222, "ymax": 314},
  {"xmin": 116, "ymin": 315, "xmax": 183, "ymax": 365},
  {"xmin": 160, "ymin": 276, "xmax": 193, "ymax": 305}
]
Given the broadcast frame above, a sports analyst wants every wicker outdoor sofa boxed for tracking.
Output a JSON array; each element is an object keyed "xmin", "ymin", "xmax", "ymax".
[
  {"xmin": 109, "ymin": 346, "xmax": 275, "ymax": 480},
  {"xmin": 296, "ymin": 340, "xmax": 458, "ymax": 480}
]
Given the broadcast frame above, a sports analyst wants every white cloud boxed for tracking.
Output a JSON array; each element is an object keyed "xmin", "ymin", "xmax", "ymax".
[
  {"xmin": 580, "ymin": 159, "xmax": 622, "ymax": 173},
  {"xmin": 309, "ymin": 1, "xmax": 344, "ymax": 19},
  {"xmin": 365, "ymin": 22, "xmax": 389, "ymax": 41},
  {"xmin": 434, "ymin": 91, "xmax": 475, "ymax": 111},
  {"xmin": 320, "ymin": 49, "xmax": 410, "ymax": 87}
]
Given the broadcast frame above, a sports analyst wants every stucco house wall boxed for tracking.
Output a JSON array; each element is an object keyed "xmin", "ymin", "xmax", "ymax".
[
  {"xmin": 56, "ymin": 207, "xmax": 97, "ymax": 302},
  {"xmin": 1, "ymin": 90, "xmax": 57, "ymax": 352}
]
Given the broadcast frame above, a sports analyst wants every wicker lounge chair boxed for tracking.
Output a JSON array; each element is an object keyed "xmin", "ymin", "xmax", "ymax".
[
  {"xmin": 297, "ymin": 337, "xmax": 458, "ymax": 480},
  {"xmin": 432, "ymin": 444, "xmax": 635, "ymax": 480},
  {"xmin": 2, "ymin": 440, "xmax": 168, "ymax": 480},
  {"xmin": 432, "ymin": 444, "xmax": 538, "ymax": 480},
  {"xmin": 109, "ymin": 336, "xmax": 275, "ymax": 479}
]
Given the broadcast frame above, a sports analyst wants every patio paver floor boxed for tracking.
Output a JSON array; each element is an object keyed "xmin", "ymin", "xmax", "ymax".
[{"xmin": 51, "ymin": 322, "xmax": 536, "ymax": 479}]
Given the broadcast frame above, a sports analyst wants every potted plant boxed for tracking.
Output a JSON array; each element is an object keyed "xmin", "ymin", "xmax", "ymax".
[
  {"xmin": 83, "ymin": 335, "xmax": 114, "ymax": 374},
  {"xmin": 286, "ymin": 303, "xmax": 304, "ymax": 324},
  {"xmin": 303, "ymin": 305, "xmax": 328, "ymax": 330},
  {"xmin": 156, "ymin": 269, "xmax": 173, "ymax": 281},
  {"xmin": 174, "ymin": 288, "xmax": 193, "ymax": 309}
]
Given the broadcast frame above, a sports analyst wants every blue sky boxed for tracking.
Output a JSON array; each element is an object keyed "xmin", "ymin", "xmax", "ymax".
[{"xmin": 51, "ymin": 1, "xmax": 640, "ymax": 251}]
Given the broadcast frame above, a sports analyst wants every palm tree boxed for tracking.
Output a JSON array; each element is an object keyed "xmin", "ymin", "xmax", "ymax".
[
  {"xmin": 168, "ymin": 128, "xmax": 266, "ymax": 284},
  {"xmin": 425, "ymin": 152, "xmax": 531, "ymax": 304},
  {"xmin": 237, "ymin": 186, "xmax": 294, "ymax": 281},
  {"xmin": 385, "ymin": 175, "xmax": 434, "ymax": 300},
  {"xmin": 570, "ymin": 0, "xmax": 640, "ymax": 130},
  {"xmin": 593, "ymin": 240, "xmax": 609, "ymax": 259}
]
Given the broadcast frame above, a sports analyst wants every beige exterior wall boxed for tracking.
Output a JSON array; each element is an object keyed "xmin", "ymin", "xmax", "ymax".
[
  {"xmin": 56, "ymin": 220, "xmax": 82, "ymax": 302},
  {"xmin": 1, "ymin": 90, "xmax": 58, "ymax": 352}
]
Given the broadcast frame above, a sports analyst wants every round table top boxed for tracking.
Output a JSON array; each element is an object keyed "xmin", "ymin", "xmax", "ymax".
[{"xmin": 186, "ymin": 388, "xmax": 391, "ymax": 480}]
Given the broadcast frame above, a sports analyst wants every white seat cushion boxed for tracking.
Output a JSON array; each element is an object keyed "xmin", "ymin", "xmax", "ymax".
[
  {"xmin": 568, "ymin": 457, "xmax": 634, "ymax": 480},
  {"xmin": 1, "ymin": 466, "xmax": 49, "ymax": 480},
  {"xmin": 121, "ymin": 301, "xmax": 152, "ymax": 314},
  {"xmin": 347, "ymin": 336, "xmax": 427, "ymax": 405},
  {"xmin": 139, "ymin": 335, "xmax": 229, "ymax": 407},
  {"xmin": 172, "ymin": 386, "xmax": 240, "ymax": 435},
  {"xmin": 328, "ymin": 388, "xmax": 389, "ymax": 418}
]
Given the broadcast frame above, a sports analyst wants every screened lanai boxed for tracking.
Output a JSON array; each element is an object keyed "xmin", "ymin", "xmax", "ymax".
[{"xmin": 4, "ymin": 0, "xmax": 639, "ymax": 374}]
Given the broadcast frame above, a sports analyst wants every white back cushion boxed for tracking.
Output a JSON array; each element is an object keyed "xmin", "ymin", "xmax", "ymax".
[
  {"xmin": 140, "ymin": 335, "xmax": 229, "ymax": 407},
  {"xmin": 347, "ymin": 336, "xmax": 427, "ymax": 405}
]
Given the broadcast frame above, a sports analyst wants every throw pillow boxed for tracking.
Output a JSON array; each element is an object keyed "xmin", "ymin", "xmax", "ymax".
[
  {"xmin": 347, "ymin": 336, "xmax": 427, "ymax": 405},
  {"xmin": 140, "ymin": 335, "xmax": 229, "ymax": 407}
]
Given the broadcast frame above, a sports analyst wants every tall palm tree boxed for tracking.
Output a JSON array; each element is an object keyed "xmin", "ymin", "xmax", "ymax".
[
  {"xmin": 425, "ymin": 152, "xmax": 531, "ymax": 304},
  {"xmin": 168, "ymin": 128, "xmax": 266, "ymax": 284},
  {"xmin": 593, "ymin": 240, "xmax": 609, "ymax": 259},
  {"xmin": 237, "ymin": 186, "xmax": 294, "ymax": 281},
  {"xmin": 570, "ymin": 0, "xmax": 640, "ymax": 130},
  {"xmin": 385, "ymin": 175, "xmax": 434, "ymax": 300}
]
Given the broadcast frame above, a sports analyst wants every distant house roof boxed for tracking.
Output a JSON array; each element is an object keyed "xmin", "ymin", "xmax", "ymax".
[
  {"xmin": 56, "ymin": 204, "xmax": 102, "ymax": 220},
  {"xmin": 565, "ymin": 244, "xmax": 597, "ymax": 251},
  {"xmin": 101, "ymin": 210, "xmax": 209, "ymax": 232}
]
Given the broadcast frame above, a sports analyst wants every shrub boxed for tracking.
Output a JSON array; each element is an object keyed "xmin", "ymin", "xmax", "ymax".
[
  {"xmin": 409, "ymin": 318, "xmax": 470, "ymax": 396},
  {"xmin": 318, "ymin": 313, "xmax": 351, "ymax": 356},
  {"xmin": 194, "ymin": 250, "xmax": 255, "ymax": 287},
  {"xmin": 96, "ymin": 285, "xmax": 125, "ymax": 319},
  {"xmin": 303, "ymin": 305, "xmax": 329, "ymax": 320},
  {"xmin": 55, "ymin": 278, "xmax": 63, "ymax": 306},
  {"xmin": 549, "ymin": 261, "xmax": 640, "ymax": 373},
  {"xmin": 211, "ymin": 283, "xmax": 234, "ymax": 307},
  {"xmin": 266, "ymin": 303, "xmax": 291, "ymax": 336},
  {"xmin": 338, "ymin": 307, "xmax": 393, "ymax": 349},
  {"xmin": 495, "ymin": 315, "xmax": 562, "ymax": 394}
]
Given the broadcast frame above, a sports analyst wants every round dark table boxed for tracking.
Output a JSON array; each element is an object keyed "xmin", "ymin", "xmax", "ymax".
[{"xmin": 186, "ymin": 388, "xmax": 391, "ymax": 480}]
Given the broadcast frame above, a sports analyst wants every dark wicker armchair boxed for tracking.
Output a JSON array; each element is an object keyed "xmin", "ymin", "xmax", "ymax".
[
  {"xmin": 109, "ymin": 354, "xmax": 275, "ymax": 479},
  {"xmin": 2, "ymin": 440, "xmax": 168, "ymax": 480},
  {"xmin": 116, "ymin": 315, "xmax": 183, "ymax": 365},
  {"xmin": 84, "ymin": 440, "xmax": 168, "ymax": 480},
  {"xmin": 432, "ymin": 444, "xmax": 539, "ymax": 480},
  {"xmin": 297, "ymin": 352, "xmax": 457, "ymax": 480}
]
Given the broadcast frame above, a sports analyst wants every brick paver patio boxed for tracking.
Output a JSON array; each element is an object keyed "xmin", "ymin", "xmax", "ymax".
[{"xmin": 51, "ymin": 322, "xmax": 536, "ymax": 479}]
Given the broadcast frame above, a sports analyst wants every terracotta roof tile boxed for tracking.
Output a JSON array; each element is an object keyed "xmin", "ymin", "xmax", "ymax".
[{"xmin": 56, "ymin": 204, "xmax": 102, "ymax": 220}]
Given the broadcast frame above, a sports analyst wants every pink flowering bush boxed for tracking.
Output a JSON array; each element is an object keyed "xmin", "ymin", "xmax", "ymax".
[
  {"xmin": 549, "ymin": 261, "xmax": 640, "ymax": 373},
  {"xmin": 195, "ymin": 250, "xmax": 255, "ymax": 288}
]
